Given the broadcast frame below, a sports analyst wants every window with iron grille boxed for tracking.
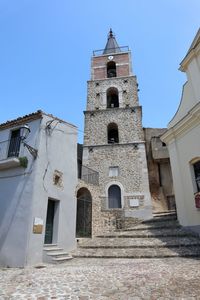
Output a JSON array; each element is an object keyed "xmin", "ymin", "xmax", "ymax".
[
  {"xmin": 193, "ymin": 161, "xmax": 200, "ymax": 192},
  {"xmin": 7, "ymin": 129, "xmax": 21, "ymax": 158}
]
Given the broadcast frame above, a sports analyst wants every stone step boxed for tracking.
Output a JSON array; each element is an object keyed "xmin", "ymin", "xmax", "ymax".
[
  {"xmin": 97, "ymin": 228, "xmax": 194, "ymax": 238},
  {"xmin": 73, "ymin": 213, "xmax": 200, "ymax": 259},
  {"xmin": 52, "ymin": 255, "xmax": 73, "ymax": 263},
  {"xmin": 120, "ymin": 221, "xmax": 180, "ymax": 231},
  {"xmin": 153, "ymin": 210, "xmax": 176, "ymax": 215},
  {"xmin": 72, "ymin": 246, "xmax": 200, "ymax": 259},
  {"xmin": 43, "ymin": 245, "xmax": 73, "ymax": 264},
  {"xmin": 143, "ymin": 215, "xmax": 177, "ymax": 224},
  {"xmin": 119, "ymin": 215, "xmax": 178, "ymax": 230},
  {"xmin": 77, "ymin": 236, "xmax": 200, "ymax": 248},
  {"xmin": 46, "ymin": 251, "xmax": 69, "ymax": 257},
  {"xmin": 43, "ymin": 246, "xmax": 63, "ymax": 252},
  {"xmin": 43, "ymin": 244, "xmax": 58, "ymax": 248}
]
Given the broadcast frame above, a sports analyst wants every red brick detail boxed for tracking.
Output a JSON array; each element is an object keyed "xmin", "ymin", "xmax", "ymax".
[
  {"xmin": 93, "ymin": 53, "xmax": 129, "ymax": 67},
  {"xmin": 94, "ymin": 68, "xmax": 106, "ymax": 80},
  {"xmin": 117, "ymin": 65, "xmax": 129, "ymax": 77}
]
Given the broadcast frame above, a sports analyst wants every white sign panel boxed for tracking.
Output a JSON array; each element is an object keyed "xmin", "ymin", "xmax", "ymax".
[
  {"xmin": 34, "ymin": 217, "xmax": 44, "ymax": 226},
  {"xmin": 130, "ymin": 199, "xmax": 139, "ymax": 207}
]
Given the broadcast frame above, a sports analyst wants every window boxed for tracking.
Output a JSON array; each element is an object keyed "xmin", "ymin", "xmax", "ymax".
[
  {"xmin": 193, "ymin": 161, "xmax": 200, "ymax": 192},
  {"xmin": 7, "ymin": 129, "xmax": 21, "ymax": 158},
  {"xmin": 107, "ymin": 61, "xmax": 116, "ymax": 78},
  {"xmin": 108, "ymin": 185, "xmax": 121, "ymax": 208},
  {"xmin": 107, "ymin": 88, "xmax": 119, "ymax": 108},
  {"xmin": 109, "ymin": 166, "xmax": 119, "ymax": 177},
  {"xmin": 107, "ymin": 123, "xmax": 119, "ymax": 144}
]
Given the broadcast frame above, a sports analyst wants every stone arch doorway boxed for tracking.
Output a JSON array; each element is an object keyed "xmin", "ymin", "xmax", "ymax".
[{"xmin": 76, "ymin": 187, "xmax": 92, "ymax": 237}]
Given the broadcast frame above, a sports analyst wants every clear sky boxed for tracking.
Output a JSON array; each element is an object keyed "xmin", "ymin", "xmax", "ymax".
[{"xmin": 0, "ymin": 0, "xmax": 199, "ymax": 142}]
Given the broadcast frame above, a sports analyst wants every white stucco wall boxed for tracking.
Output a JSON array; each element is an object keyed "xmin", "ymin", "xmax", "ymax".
[
  {"xmin": 0, "ymin": 118, "xmax": 42, "ymax": 267},
  {"xmin": 0, "ymin": 113, "xmax": 78, "ymax": 267},
  {"xmin": 167, "ymin": 123, "xmax": 200, "ymax": 227},
  {"xmin": 169, "ymin": 33, "xmax": 200, "ymax": 128},
  {"xmin": 162, "ymin": 31, "xmax": 200, "ymax": 233},
  {"xmin": 26, "ymin": 115, "xmax": 78, "ymax": 265}
]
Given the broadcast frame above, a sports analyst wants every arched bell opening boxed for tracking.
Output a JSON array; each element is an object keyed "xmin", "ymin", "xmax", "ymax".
[
  {"xmin": 107, "ymin": 61, "xmax": 117, "ymax": 78},
  {"xmin": 107, "ymin": 87, "xmax": 119, "ymax": 108},
  {"xmin": 76, "ymin": 187, "xmax": 92, "ymax": 237},
  {"xmin": 107, "ymin": 123, "xmax": 119, "ymax": 144}
]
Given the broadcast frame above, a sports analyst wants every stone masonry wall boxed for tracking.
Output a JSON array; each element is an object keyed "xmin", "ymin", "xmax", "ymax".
[
  {"xmin": 81, "ymin": 143, "xmax": 152, "ymax": 235},
  {"xmin": 84, "ymin": 107, "xmax": 143, "ymax": 146},
  {"xmin": 87, "ymin": 76, "xmax": 139, "ymax": 111},
  {"xmin": 83, "ymin": 144, "xmax": 144, "ymax": 193}
]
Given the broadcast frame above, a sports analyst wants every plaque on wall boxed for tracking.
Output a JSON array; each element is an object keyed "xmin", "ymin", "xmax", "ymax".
[
  {"xmin": 130, "ymin": 199, "xmax": 140, "ymax": 207},
  {"xmin": 33, "ymin": 217, "xmax": 44, "ymax": 234}
]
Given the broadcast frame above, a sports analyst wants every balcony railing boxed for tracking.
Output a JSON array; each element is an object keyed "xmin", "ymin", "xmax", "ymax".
[
  {"xmin": 0, "ymin": 137, "xmax": 22, "ymax": 161},
  {"xmin": 79, "ymin": 165, "xmax": 99, "ymax": 185},
  {"xmin": 93, "ymin": 46, "xmax": 129, "ymax": 56}
]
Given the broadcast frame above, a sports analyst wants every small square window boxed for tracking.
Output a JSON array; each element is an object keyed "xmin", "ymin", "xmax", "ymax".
[{"xmin": 109, "ymin": 166, "xmax": 119, "ymax": 177}]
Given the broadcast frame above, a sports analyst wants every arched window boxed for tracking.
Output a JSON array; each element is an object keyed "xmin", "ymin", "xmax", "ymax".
[
  {"xmin": 108, "ymin": 185, "xmax": 121, "ymax": 208},
  {"xmin": 107, "ymin": 61, "xmax": 116, "ymax": 78},
  {"xmin": 107, "ymin": 123, "xmax": 119, "ymax": 144},
  {"xmin": 107, "ymin": 87, "xmax": 119, "ymax": 108}
]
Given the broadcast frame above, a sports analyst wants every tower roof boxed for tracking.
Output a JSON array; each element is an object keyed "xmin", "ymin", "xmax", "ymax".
[{"xmin": 103, "ymin": 29, "xmax": 121, "ymax": 54}]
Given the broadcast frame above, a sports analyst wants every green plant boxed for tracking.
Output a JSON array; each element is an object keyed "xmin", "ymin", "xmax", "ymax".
[{"xmin": 19, "ymin": 156, "xmax": 28, "ymax": 168}]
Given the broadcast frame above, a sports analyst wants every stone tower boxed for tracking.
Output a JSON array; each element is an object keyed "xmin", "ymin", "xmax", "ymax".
[{"xmin": 80, "ymin": 30, "xmax": 152, "ymax": 236}]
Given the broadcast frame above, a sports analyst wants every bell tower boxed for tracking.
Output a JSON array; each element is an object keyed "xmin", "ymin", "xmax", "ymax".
[{"xmin": 82, "ymin": 30, "xmax": 152, "ymax": 235}]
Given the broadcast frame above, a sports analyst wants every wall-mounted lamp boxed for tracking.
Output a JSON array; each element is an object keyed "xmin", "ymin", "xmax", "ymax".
[
  {"xmin": 20, "ymin": 125, "xmax": 38, "ymax": 159},
  {"xmin": 20, "ymin": 124, "xmax": 30, "ymax": 140}
]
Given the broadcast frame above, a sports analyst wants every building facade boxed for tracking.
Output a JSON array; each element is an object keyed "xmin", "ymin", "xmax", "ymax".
[
  {"xmin": 77, "ymin": 30, "xmax": 153, "ymax": 237},
  {"xmin": 162, "ymin": 29, "xmax": 200, "ymax": 234},
  {"xmin": 0, "ymin": 111, "xmax": 77, "ymax": 267},
  {"xmin": 144, "ymin": 128, "xmax": 175, "ymax": 212}
]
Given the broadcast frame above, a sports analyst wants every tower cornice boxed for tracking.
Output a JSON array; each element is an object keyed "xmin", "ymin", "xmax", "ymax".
[{"xmin": 83, "ymin": 106, "xmax": 141, "ymax": 115}]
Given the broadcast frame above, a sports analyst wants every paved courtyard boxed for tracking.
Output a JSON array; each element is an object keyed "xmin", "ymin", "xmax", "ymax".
[{"xmin": 1, "ymin": 257, "xmax": 200, "ymax": 299}]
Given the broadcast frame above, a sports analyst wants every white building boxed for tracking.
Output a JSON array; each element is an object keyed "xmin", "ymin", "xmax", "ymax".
[
  {"xmin": 162, "ymin": 29, "xmax": 200, "ymax": 235},
  {"xmin": 0, "ymin": 110, "xmax": 78, "ymax": 267}
]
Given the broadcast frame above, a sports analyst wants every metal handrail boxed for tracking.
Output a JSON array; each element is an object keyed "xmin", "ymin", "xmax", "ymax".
[
  {"xmin": 79, "ymin": 165, "xmax": 99, "ymax": 185},
  {"xmin": 93, "ymin": 46, "xmax": 129, "ymax": 56}
]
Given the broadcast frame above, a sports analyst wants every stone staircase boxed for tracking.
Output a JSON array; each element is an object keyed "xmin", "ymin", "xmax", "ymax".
[
  {"xmin": 43, "ymin": 244, "xmax": 73, "ymax": 264},
  {"xmin": 71, "ymin": 213, "xmax": 200, "ymax": 259}
]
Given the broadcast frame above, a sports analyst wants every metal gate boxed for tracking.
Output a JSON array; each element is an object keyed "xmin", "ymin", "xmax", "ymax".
[{"xmin": 76, "ymin": 193, "xmax": 92, "ymax": 237}]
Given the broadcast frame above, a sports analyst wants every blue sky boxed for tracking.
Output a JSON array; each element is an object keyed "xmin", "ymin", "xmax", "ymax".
[{"xmin": 0, "ymin": 0, "xmax": 199, "ymax": 142}]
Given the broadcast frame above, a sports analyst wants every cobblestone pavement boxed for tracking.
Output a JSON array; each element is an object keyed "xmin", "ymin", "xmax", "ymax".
[{"xmin": 1, "ymin": 257, "xmax": 200, "ymax": 299}]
